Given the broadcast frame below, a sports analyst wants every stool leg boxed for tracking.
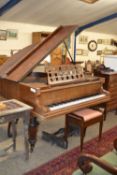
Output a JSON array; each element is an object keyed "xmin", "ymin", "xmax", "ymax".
[
  {"xmin": 80, "ymin": 126, "xmax": 85, "ymax": 151},
  {"xmin": 84, "ymin": 127, "xmax": 87, "ymax": 137},
  {"xmin": 104, "ymin": 107, "xmax": 107, "ymax": 121},
  {"xmin": 64, "ymin": 115, "xmax": 69, "ymax": 142},
  {"xmin": 99, "ymin": 117, "xmax": 103, "ymax": 141}
]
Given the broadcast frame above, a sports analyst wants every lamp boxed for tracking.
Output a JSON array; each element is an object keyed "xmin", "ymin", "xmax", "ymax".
[{"xmin": 80, "ymin": 0, "xmax": 99, "ymax": 4}]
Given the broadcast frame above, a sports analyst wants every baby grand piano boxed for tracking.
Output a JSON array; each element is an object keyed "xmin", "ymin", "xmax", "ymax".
[{"xmin": 0, "ymin": 25, "xmax": 110, "ymax": 150}]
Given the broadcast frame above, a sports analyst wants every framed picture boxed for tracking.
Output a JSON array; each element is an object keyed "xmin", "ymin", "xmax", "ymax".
[
  {"xmin": 102, "ymin": 39, "xmax": 111, "ymax": 45},
  {"xmin": 79, "ymin": 35, "xmax": 88, "ymax": 44},
  {"xmin": 97, "ymin": 39, "xmax": 102, "ymax": 44},
  {"xmin": 83, "ymin": 50, "xmax": 88, "ymax": 56},
  {"xmin": 103, "ymin": 49, "xmax": 114, "ymax": 55},
  {"xmin": 76, "ymin": 49, "xmax": 83, "ymax": 55},
  {"xmin": 97, "ymin": 50, "xmax": 103, "ymax": 55},
  {"xmin": 7, "ymin": 29, "xmax": 18, "ymax": 39},
  {"xmin": 0, "ymin": 30, "xmax": 7, "ymax": 40}
]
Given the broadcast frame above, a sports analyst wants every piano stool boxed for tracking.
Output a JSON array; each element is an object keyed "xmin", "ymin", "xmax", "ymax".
[{"xmin": 64, "ymin": 108, "xmax": 104, "ymax": 151}]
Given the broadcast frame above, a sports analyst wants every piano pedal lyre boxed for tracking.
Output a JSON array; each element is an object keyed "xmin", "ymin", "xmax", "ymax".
[
  {"xmin": 42, "ymin": 131, "xmax": 68, "ymax": 149},
  {"xmin": 42, "ymin": 125, "xmax": 80, "ymax": 149}
]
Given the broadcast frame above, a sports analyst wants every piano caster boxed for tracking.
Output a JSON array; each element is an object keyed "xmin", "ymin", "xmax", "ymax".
[
  {"xmin": 28, "ymin": 116, "xmax": 39, "ymax": 152},
  {"xmin": 28, "ymin": 140, "xmax": 36, "ymax": 153},
  {"xmin": 42, "ymin": 131, "xmax": 68, "ymax": 149}
]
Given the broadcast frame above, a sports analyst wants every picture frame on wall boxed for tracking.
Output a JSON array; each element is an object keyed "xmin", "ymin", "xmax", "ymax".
[
  {"xmin": 102, "ymin": 39, "xmax": 111, "ymax": 45},
  {"xmin": 7, "ymin": 29, "xmax": 18, "ymax": 39},
  {"xmin": 0, "ymin": 30, "xmax": 7, "ymax": 40},
  {"xmin": 79, "ymin": 35, "xmax": 88, "ymax": 44},
  {"xmin": 97, "ymin": 50, "xmax": 103, "ymax": 55},
  {"xmin": 76, "ymin": 49, "xmax": 83, "ymax": 55},
  {"xmin": 97, "ymin": 39, "xmax": 102, "ymax": 44},
  {"xmin": 83, "ymin": 50, "xmax": 88, "ymax": 56}
]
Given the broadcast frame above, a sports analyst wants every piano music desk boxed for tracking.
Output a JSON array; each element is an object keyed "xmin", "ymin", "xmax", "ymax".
[{"xmin": 0, "ymin": 99, "xmax": 33, "ymax": 160}]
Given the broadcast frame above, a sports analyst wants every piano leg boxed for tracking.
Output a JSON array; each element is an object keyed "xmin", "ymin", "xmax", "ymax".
[{"xmin": 28, "ymin": 116, "xmax": 39, "ymax": 152}]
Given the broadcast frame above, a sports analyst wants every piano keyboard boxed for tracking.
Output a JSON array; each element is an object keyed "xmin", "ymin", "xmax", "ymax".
[{"xmin": 49, "ymin": 94, "xmax": 106, "ymax": 111}]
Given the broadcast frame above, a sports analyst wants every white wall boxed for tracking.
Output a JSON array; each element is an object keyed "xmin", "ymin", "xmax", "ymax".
[
  {"xmin": 76, "ymin": 31, "xmax": 117, "ymax": 63},
  {"xmin": 0, "ymin": 20, "xmax": 55, "ymax": 56},
  {"xmin": 0, "ymin": 20, "xmax": 117, "ymax": 64}
]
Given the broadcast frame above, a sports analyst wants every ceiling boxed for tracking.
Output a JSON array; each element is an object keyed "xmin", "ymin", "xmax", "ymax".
[
  {"xmin": 0, "ymin": 0, "xmax": 117, "ymax": 34},
  {"xmin": 86, "ymin": 18, "xmax": 117, "ymax": 35}
]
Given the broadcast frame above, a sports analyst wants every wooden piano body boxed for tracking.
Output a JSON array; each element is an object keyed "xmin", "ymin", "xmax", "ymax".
[
  {"xmin": 0, "ymin": 25, "xmax": 110, "ymax": 150},
  {"xmin": 19, "ymin": 79, "xmax": 109, "ymax": 120}
]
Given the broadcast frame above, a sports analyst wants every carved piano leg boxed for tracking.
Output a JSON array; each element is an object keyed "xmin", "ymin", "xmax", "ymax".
[{"xmin": 28, "ymin": 116, "xmax": 39, "ymax": 152}]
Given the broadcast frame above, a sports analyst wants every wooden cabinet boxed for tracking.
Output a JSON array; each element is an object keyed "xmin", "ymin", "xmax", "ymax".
[
  {"xmin": 32, "ymin": 32, "xmax": 50, "ymax": 44},
  {"xmin": 95, "ymin": 71, "xmax": 117, "ymax": 111}
]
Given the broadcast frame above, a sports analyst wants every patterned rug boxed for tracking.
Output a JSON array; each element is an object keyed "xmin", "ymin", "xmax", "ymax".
[{"xmin": 24, "ymin": 126, "xmax": 117, "ymax": 175}]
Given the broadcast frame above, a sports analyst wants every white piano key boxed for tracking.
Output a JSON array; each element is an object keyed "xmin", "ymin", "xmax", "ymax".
[{"xmin": 49, "ymin": 94, "xmax": 105, "ymax": 111}]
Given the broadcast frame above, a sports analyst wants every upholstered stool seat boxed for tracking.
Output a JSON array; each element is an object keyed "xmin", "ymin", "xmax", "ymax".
[{"xmin": 64, "ymin": 108, "xmax": 104, "ymax": 151}]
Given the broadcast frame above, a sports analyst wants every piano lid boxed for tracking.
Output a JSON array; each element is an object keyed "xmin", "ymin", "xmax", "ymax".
[{"xmin": 0, "ymin": 25, "xmax": 78, "ymax": 82}]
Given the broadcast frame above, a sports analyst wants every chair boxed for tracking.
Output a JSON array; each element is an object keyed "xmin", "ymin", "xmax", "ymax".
[
  {"xmin": 76, "ymin": 138, "xmax": 117, "ymax": 175},
  {"xmin": 64, "ymin": 108, "xmax": 104, "ymax": 151}
]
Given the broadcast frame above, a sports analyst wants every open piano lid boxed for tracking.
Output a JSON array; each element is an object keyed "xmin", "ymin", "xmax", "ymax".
[{"xmin": 0, "ymin": 25, "xmax": 78, "ymax": 82}]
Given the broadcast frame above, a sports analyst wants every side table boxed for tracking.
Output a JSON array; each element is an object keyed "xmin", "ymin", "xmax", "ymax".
[{"xmin": 0, "ymin": 99, "xmax": 33, "ymax": 160}]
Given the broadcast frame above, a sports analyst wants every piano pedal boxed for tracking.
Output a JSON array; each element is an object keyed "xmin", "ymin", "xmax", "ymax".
[
  {"xmin": 42, "ymin": 131, "xmax": 60, "ymax": 145},
  {"xmin": 42, "ymin": 131, "xmax": 68, "ymax": 149},
  {"xmin": 53, "ymin": 128, "xmax": 65, "ymax": 136},
  {"xmin": 42, "ymin": 131, "xmax": 55, "ymax": 144},
  {"xmin": 54, "ymin": 136, "xmax": 68, "ymax": 149},
  {"xmin": 50, "ymin": 126, "xmax": 79, "ymax": 137}
]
